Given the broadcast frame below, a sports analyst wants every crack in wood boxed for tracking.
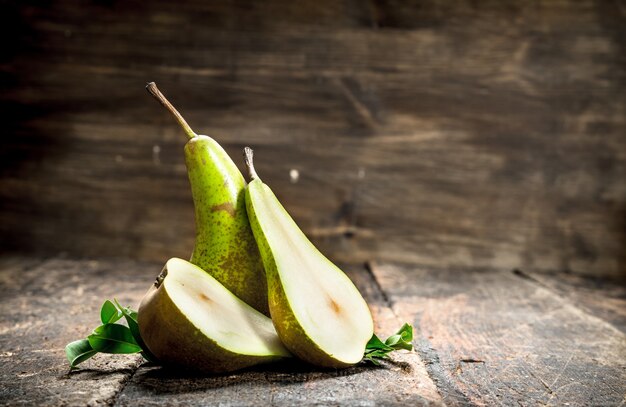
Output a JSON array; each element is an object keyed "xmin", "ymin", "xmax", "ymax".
[
  {"xmin": 366, "ymin": 261, "xmax": 474, "ymax": 406},
  {"xmin": 364, "ymin": 261, "xmax": 393, "ymax": 307},
  {"xmin": 460, "ymin": 359, "xmax": 485, "ymax": 364},
  {"xmin": 109, "ymin": 360, "xmax": 142, "ymax": 407}
]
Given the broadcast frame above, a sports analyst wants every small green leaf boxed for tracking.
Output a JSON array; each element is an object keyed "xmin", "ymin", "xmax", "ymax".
[
  {"xmin": 397, "ymin": 323, "xmax": 413, "ymax": 341},
  {"xmin": 366, "ymin": 350, "xmax": 390, "ymax": 359},
  {"xmin": 112, "ymin": 299, "xmax": 157, "ymax": 362},
  {"xmin": 362, "ymin": 323, "xmax": 414, "ymax": 365},
  {"xmin": 384, "ymin": 324, "xmax": 413, "ymax": 348},
  {"xmin": 115, "ymin": 302, "xmax": 158, "ymax": 363},
  {"xmin": 88, "ymin": 324, "xmax": 142, "ymax": 354},
  {"xmin": 65, "ymin": 339, "xmax": 98, "ymax": 368},
  {"xmin": 100, "ymin": 300, "xmax": 122, "ymax": 324},
  {"xmin": 366, "ymin": 334, "xmax": 392, "ymax": 351},
  {"xmin": 392, "ymin": 340, "xmax": 413, "ymax": 351},
  {"xmin": 384, "ymin": 334, "xmax": 402, "ymax": 346}
]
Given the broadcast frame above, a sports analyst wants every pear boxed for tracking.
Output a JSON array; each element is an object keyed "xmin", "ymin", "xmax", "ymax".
[
  {"xmin": 146, "ymin": 83, "xmax": 268, "ymax": 315},
  {"xmin": 138, "ymin": 258, "xmax": 290, "ymax": 372},
  {"xmin": 242, "ymin": 148, "xmax": 374, "ymax": 368}
]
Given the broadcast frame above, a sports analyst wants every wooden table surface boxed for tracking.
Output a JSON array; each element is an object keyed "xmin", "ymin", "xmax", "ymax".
[{"xmin": 1, "ymin": 256, "xmax": 624, "ymax": 406}]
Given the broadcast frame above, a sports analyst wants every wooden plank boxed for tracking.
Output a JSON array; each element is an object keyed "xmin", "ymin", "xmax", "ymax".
[
  {"xmin": 1, "ymin": 0, "xmax": 625, "ymax": 277},
  {"xmin": 369, "ymin": 262, "xmax": 626, "ymax": 406},
  {"xmin": 521, "ymin": 270, "xmax": 626, "ymax": 334},
  {"xmin": 115, "ymin": 264, "xmax": 443, "ymax": 406},
  {"xmin": 0, "ymin": 257, "xmax": 159, "ymax": 406}
]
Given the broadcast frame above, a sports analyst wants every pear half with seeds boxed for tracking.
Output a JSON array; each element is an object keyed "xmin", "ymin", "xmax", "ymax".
[
  {"xmin": 138, "ymin": 258, "xmax": 290, "ymax": 373},
  {"xmin": 243, "ymin": 148, "xmax": 374, "ymax": 368}
]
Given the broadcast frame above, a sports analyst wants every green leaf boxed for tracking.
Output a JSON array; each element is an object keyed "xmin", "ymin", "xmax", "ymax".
[
  {"xmin": 366, "ymin": 334, "xmax": 392, "ymax": 351},
  {"xmin": 100, "ymin": 300, "xmax": 122, "ymax": 324},
  {"xmin": 113, "ymin": 300, "xmax": 158, "ymax": 363},
  {"xmin": 384, "ymin": 334, "xmax": 402, "ymax": 346},
  {"xmin": 392, "ymin": 324, "xmax": 414, "ymax": 350},
  {"xmin": 389, "ymin": 338, "xmax": 413, "ymax": 351},
  {"xmin": 362, "ymin": 323, "xmax": 414, "ymax": 365},
  {"xmin": 366, "ymin": 350, "xmax": 390, "ymax": 359},
  {"xmin": 88, "ymin": 324, "xmax": 142, "ymax": 354},
  {"xmin": 65, "ymin": 298, "xmax": 160, "ymax": 369},
  {"xmin": 65, "ymin": 339, "xmax": 98, "ymax": 368},
  {"xmin": 397, "ymin": 323, "xmax": 413, "ymax": 341}
]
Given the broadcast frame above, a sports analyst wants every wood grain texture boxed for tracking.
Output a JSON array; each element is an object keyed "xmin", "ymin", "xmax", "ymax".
[
  {"xmin": 1, "ymin": 0, "xmax": 625, "ymax": 277},
  {"xmin": 370, "ymin": 262, "xmax": 626, "ymax": 406},
  {"xmin": 523, "ymin": 269, "xmax": 626, "ymax": 334},
  {"xmin": 0, "ymin": 257, "xmax": 441, "ymax": 406},
  {"xmin": 0, "ymin": 257, "xmax": 151, "ymax": 406}
]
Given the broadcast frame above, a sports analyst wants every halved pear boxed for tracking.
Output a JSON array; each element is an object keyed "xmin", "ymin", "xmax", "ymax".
[
  {"xmin": 243, "ymin": 148, "xmax": 374, "ymax": 368},
  {"xmin": 138, "ymin": 258, "xmax": 290, "ymax": 373}
]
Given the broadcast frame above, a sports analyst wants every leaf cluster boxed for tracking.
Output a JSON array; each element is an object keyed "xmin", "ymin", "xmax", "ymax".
[
  {"xmin": 65, "ymin": 300, "xmax": 157, "ymax": 369},
  {"xmin": 362, "ymin": 323, "xmax": 414, "ymax": 365}
]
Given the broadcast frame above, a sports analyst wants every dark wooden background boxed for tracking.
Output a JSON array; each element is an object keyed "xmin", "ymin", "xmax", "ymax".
[{"xmin": 1, "ymin": 0, "xmax": 624, "ymax": 278}]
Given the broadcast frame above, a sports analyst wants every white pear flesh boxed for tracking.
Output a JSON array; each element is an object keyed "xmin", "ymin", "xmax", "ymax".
[
  {"xmin": 138, "ymin": 258, "xmax": 290, "ymax": 372},
  {"xmin": 246, "ymin": 180, "xmax": 374, "ymax": 367}
]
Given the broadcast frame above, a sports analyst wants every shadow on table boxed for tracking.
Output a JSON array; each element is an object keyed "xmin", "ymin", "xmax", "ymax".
[{"xmin": 128, "ymin": 359, "xmax": 401, "ymax": 394}]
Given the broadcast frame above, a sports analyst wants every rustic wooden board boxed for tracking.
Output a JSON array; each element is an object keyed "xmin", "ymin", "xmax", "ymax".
[
  {"xmin": 1, "ymin": 0, "xmax": 625, "ymax": 277},
  {"xmin": 523, "ymin": 270, "xmax": 626, "ymax": 334},
  {"xmin": 0, "ymin": 257, "xmax": 152, "ymax": 406},
  {"xmin": 0, "ymin": 257, "xmax": 441, "ymax": 406},
  {"xmin": 2, "ymin": 256, "xmax": 625, "ymax": 406},
  {"xmin": 370, "ymin": 262, "xmax": 626, "ymax": 406}
]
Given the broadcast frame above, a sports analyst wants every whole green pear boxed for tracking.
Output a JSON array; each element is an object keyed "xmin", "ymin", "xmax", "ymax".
[{"xmin": 146, "ymin": 83, "xmax": 268, "ymax": 315}]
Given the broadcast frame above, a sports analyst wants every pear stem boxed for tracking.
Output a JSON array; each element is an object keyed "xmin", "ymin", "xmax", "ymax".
[
  {"xmin": 146, "ymin": 82, "xmax": 197, "ymax": 140},
  {"xmin": 243, "ymin": 147, "xmax": 259, "ymax": 180},
  {"xmin": 154, "ymin": 264, "xmax": 168, "ymax": 288}
]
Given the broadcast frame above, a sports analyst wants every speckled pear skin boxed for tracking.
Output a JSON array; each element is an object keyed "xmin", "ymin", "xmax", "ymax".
[
  {"xmin": 138, "ymin": 264, "xmax": 283, "ymax": 373},
  {"xmin": 245, "ymin": 180, "xmax": 354, "ymax": 368},
  {"xmin": 185, "ymin": 136, "xmax": 268, "ymax": 316}
]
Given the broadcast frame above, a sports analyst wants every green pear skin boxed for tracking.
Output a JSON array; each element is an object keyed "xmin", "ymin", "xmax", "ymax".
[
  {"xmin": 138, "ymin": 259, "xmax": 288, "ymax": 372},
  {"xmin": 185, "ymin": 136, "xmax": 268, "ymax": 315},
  {"xmin": 146, "ymin": 83, "xmax": 268, "ymax": 316}
]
